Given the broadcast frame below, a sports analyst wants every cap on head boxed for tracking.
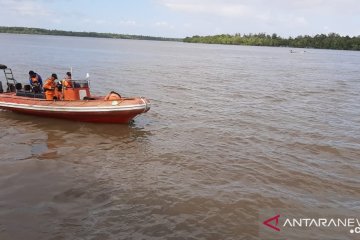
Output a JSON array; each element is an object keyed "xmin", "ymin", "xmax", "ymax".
[
  {"xmin": 29, "ymin": 70, "xmax": 35, "ymax": 75},
  {"xmin": 66, "ymin": 72, "xmax": 71, "ymax": 76},
  {"xmin": 51, "ymin": 73, "xmax": 58, "ymax": 79}
]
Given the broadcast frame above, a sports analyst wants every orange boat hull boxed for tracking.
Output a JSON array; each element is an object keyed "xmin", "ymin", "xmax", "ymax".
[{"xmin": 0, "ymin": 93, "xmax": 150, "ymax": 123}]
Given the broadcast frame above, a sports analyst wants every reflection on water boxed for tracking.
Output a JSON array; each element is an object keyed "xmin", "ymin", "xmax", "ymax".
[
  {"xmin": 0, "ymin": 110, "xmax": 151, "ymax": 160},
  {"xmin": 0, "ymin": 110, "xmax": 154, "ymax": 240},
  {"xmin": 0, "ymin": 34, "xmax": 360, "ymax": 239}
]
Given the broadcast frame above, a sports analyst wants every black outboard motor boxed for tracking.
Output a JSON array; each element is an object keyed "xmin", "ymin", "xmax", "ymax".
[
  {"xmin": 15, "ymin": 82, "xmax": 22, "ymax": 91},
  {"xmin": 7, "ymin": 84, "xmax": 15, "ymax": 92},
  {"xmin": 24, "ymin": 85, "xmax": 31, "ymax": 92}
]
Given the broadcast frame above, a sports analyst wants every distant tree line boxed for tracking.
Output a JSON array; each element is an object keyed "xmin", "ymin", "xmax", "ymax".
[
  {"xmin": 184, "ymin": 33, "xmax": 360, "ymax": 50},
  {"xmin": 0, "ymin": 26, "xmax": 182, "ymax": 42},
  {"xmin": 2, "ymin": 27, "xmax": 359, "ymax": 50}
]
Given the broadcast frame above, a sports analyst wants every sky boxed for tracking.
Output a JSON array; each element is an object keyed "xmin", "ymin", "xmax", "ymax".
[{"xmin": 0, "ymin": 0, "xmax": 359, "ymax": 38}]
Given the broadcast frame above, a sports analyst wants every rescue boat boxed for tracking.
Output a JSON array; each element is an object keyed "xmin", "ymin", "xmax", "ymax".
[{"xmin": 0, "ymin": 64, "xmax": 150, "ymax": 123}]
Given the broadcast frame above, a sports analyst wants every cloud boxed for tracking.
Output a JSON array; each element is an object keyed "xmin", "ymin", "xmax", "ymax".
[
  {"xmin": 155, "ymin": 21, "xmax": 174, "ymax": 29},
  {"xmin": 1, "ymin": 0, "xmax": 359, "ymax": 37},
  {"xmin": 119, "ymin": 20, "xmax": 137, "ymax": 26},
  {"xmin": 79, "ymin": 18, "xmax": 137, "ymax": 28},
  {"xmin": 158, "ymin": 0, "xmax": 360, "ymax": 18},
  {"xmin": 155, "ymin": 0, "xmax": 360, "ymax": 37},
  {"xmin": 2, "ymin": 0, "xmax": 52, "ymax": 17},
  {"xmin": 258, "ymin": 0, "xmax": 360, "ymax": 15},
  {"xmin": 158, "ymin": 0, "xmax": 252, "ymax": 17}
]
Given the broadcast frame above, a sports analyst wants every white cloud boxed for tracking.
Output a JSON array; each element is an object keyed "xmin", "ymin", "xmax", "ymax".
[
  {"xmin": 95, "ymin": 19, "xmax": 107, "ymax": 25},
  {"xmin": 81, "ymin": 18, "xmax": 91, "ymax": 24},
  {"xmin": 0, "ymin": 0, "xmax": 359, "ymax": 37},
  {"xmin": 158, "ymin": 0, "xmax": 252, "ymax": 17},
  {"xmin": 79, "ymin": 18, "xmax": 109, "ymax": 27},
  {"xmin": 258, "ymin": 0, "xmax": 360, "ymax": 15},
  {"xmin": 158, "ymin": 0, "xmax": 360, "ymax": 18},
  {"xmin": 2, "ymin": 0, "xmax": 52, "ymax": 17},
  {"xmin": 154, "ymin": 21, "xmax": 175, "ymax": 30},
  {"xmin": 80, "ymin": 18, "xmax": 135, "ymax": 27},
  {"xmin": 119, "ymin": 20, "xmax": 137, "ymax": 26},
  {"xmin": 51, "ymin": 18, "xmax": 62, "ymax": 24},
  {"xmin": 156, "ymin": 0, "xmax": 360, "ymax": 37},
  {"xmin": 294, "ymin": 17, "xmax": 307, "ymax": 25}
]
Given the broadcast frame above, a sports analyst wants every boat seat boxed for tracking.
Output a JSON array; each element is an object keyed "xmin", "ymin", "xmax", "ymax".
[
  {"xmin": 16, "ymin": 91, "xmax": 45, "ymax": 99},
  {"xmin": 83, "ymin": 96, "xmax": 96, "ymax": 100}
]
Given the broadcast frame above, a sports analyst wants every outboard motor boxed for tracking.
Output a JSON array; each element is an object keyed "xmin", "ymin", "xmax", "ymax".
[
  {"xmin": 15, "ymin": 83, "xmax": 22, "ymax": 91},
  {"xmin": 7, "ymin": 84, "xmax": 15, "ymax": 92},
  {"xmin": 24, "ymin": 84, "xmax": 31, "ymax": 92}
]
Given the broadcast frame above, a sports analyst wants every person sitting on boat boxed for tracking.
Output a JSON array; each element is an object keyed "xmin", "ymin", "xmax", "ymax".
[
  {"xmin": 29, "ymin": 70, "xmax": 43, "ymax": 93},
  {"xmin": 43, "ymin": 73, "xmax": 58, "ymax": 100},
  {"xmin": 62, "ymin": 72, "xmax": 72, "ymax": 88}
]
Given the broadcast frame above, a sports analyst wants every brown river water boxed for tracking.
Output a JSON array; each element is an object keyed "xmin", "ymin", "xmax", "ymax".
[{"xmin": 0, "ymin": 34, "xmax": 359, "ymax": 240}]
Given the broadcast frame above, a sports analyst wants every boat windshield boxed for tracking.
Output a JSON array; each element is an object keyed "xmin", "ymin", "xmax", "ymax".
[{"xmin": 67, "ymin": 80, "xmax": 89, "ymax": 88}]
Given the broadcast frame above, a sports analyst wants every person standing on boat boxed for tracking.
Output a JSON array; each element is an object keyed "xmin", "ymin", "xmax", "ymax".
[
  {"xmin": 62, "ymin": 72, "xmax": 72, "ymax": 88},
  {"xmin": 59, "ymin": 72, "xmax": 72, "ymax": 100},
  {"xmin": 43, "ymin": 73, "xmax": 58, "ymax": 100},
  {"xmin": 29, "ymin": 70, "xmax": 43, "ymax": 93}
]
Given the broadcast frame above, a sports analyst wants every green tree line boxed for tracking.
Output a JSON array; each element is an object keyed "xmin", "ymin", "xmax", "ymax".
[
  {"xmin": 2, "ymin": 27, "xmax": 359, "ymax": 50},
  {"xmin": 184, "ymin": 33, "xmax": 360, "ymax": 50},
  {"xmin": 0, "ymin": 26, "xmax": 182, "ymax": 42}
]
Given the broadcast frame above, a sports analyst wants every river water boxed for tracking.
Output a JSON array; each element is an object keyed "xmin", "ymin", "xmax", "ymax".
[{"xmin": 0, "ymin": 34, "xmax": 359, "ymax": 240}]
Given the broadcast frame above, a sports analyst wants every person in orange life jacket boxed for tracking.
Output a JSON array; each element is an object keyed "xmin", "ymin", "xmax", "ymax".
[
  {"xmin": 54, "ymin": 72, "xmax": 70, "ymax": 100},
  {"xmin": 28, "ymin": 70, "xmax": 43, "ymax": 87},
  {"xmin": 43, "ymin": 73, "xmax": 58, "ymax": 100},
  {"xmin": 62, "ymin": 72, "xmax": 72, "ymax": 88}
]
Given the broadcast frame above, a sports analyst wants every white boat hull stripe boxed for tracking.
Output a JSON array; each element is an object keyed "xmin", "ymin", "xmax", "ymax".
[{"xmin": 0, "ymin": 102, "xmax": 147, "ymax": 113}]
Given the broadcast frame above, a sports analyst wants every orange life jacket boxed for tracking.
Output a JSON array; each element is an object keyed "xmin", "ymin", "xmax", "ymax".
[
  {"xmin": 43, "ymin": 79, "xmax": 56, "ymax": 100},
  {"xmin": 63, "ymin": 79, "xmax": 72, "ymax": 88},
  {"xmin": 31, "ymin": 77, "xmax": 39, "ymax": 83}
]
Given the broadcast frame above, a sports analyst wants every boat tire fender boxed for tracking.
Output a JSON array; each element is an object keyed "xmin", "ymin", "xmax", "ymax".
[{"xmin": 105, "ymin": 91, "xmax": 122, "ymax": 100}]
